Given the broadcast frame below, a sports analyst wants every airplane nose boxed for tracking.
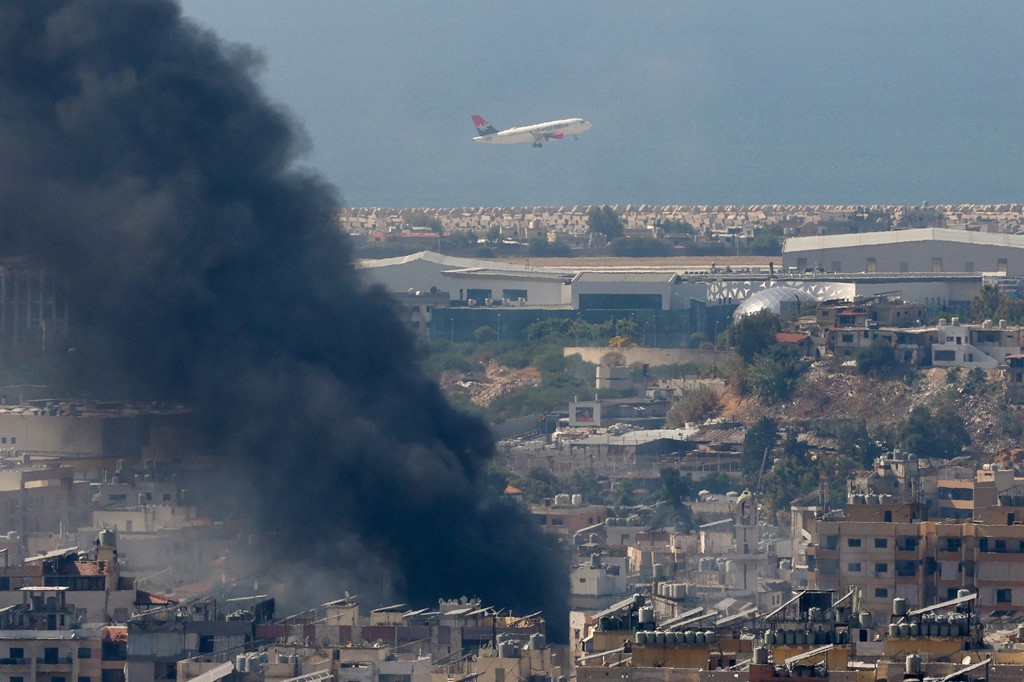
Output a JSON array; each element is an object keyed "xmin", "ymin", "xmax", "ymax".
[{"xmin": 582, "ymin": 120, "xmax": 592, "ymax": 130}]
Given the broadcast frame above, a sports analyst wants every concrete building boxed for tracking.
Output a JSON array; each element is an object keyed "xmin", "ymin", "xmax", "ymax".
[
  {"xmin": 783, "ymin": 227, "xmax": 1024, "ymax": 275},
  {"xmin": 930, "ymin": 317, "xmax": 1024, "ymax": 368},
  {"xmin": 532, "ymin": 498, "xmax": 608, "ymax": 538},
  {"xmin": 808, "ymin": 490, "xmax": 1024, "ymax": 624},
  {"xmin": 0, "ymin": 466, "xmax": 92, "ymax": 538}
]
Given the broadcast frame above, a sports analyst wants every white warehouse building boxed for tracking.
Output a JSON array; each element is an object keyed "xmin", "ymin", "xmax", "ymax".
[{"xmin": 782, "ymin": 228, "xmax": 1024, "ymax": 275}]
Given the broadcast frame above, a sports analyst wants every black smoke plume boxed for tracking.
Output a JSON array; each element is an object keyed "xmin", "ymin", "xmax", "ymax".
[{"xmin": 0, "ymin": 0, "xmax": 567, "ymax": 630}]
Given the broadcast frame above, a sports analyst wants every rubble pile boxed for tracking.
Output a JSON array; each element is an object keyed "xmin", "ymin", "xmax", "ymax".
[{"xmin": 441, "ymin": 361, "xmax": 542, "ymax": 407}]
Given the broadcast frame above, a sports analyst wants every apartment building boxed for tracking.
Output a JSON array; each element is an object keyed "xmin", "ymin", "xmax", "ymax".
[
  {"xmin": 531, "ymin": 498, "xmax": 607, "ymax": 538},
  {"xmin": 808, "ymin": 493, "xmax": 1024, "ymax": 624},
  {"xmin": 931, "ymin": 317, "xmax": 1024, "ymax": 368}
]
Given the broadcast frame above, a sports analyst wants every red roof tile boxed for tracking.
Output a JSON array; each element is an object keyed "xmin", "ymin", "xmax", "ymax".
[
  {"xmin": 135, "ymin": 590, "xmax": 178, "ymax": 606},
  {"xmin": 103, "ymin": 626, "xmax": 127, "ymax": 643},
  {"xmin": 68, "ymin": 561, "xmax": 108, "ymax": 577},
  {"xmin": 776, "ymin": 332, "xmax": 811, "ymax": 343}
]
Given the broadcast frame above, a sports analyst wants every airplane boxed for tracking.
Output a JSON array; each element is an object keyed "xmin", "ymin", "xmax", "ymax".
[{"xmin": 471, "ymin": 115, "xmax": 592, "ymax": 147}]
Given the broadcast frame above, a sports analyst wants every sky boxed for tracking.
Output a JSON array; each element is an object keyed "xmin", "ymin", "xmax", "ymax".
[{"xmin": 176, "ymin": 1, "xmax": 1024, "ymax": 209}]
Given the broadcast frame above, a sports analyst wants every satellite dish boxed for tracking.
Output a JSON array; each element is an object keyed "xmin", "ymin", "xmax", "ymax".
[{"xmin": 962, "ymin": 655, "xmax": 972, "ymax": 665}]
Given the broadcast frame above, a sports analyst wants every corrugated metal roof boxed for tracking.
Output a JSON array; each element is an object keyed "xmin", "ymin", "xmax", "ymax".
[
  {"xmin": 575, "ymin": 428, "xmax": 698, "ymax": 447},
  {"xmin": 785, "ymin": 227, "xmax": 1024, "ymax": 253}
]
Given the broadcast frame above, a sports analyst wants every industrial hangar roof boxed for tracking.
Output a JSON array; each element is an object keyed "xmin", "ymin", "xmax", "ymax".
[{"xmin": 784, "ymin": 227, "xmax": 1024, "ymax": 253}]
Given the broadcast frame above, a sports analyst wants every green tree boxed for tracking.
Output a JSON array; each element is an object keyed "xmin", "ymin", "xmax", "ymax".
[
  {"xmin": 898, "ymin": 404, "xmax": 971, "ymax": 459},
  {"xmin": 567, "ymin": 467, "xmax": 604, "ymax": 504},
  {"xmin": 507, "ymin": 467, "xmax": 561, "ymax": 503},
  {"xmin": 402, "ymin": 210, "xmax": 443, "ymax": 232},
  {"xmin": 856, "ymin": 337, "xmax": 901, "ymax": 378},
  {"xmin": 474, "ymin": 326, "xmax": 497, "ymax": 343},
  {"xmin": 659, "ymin": 467, "xmax": 692, "ymax": 509},
  {"xmin": 666, "ymin": 387, "xmax": 723, "ymax": 426},
  {"xmin": 748, "ymin": 228, "xmax": 783, "ymax": 256},
  {"xmin": 699, "ymin": 471, "xmax": 735, "ymax": 495},
  {"xmin": 747, "ymin": 343, "xmax": 803, "ymax": 404},
  {"xmin": 969, "ymin": 284, "xmax": 1002, "ymax": 322},
  {"xmin": 656, "ymin": 219, "xmax": 695, "ymax": 235},
  {"xmin": 762, "ymin": 432, "xmax": 818, "ymax": 515},
  {"xmin": 726, "ymin": 310, "xmax": 783, "ymax": 363},
  {"xmin": 994, "ymin": 297, "xmax": 1024, "ymax": 325},
  {"xmin": 527, "ymin": 237, "xmax": 574, "ymax": 257},
  {"xmin": 834, "ymin": 419, "xmax": 881, "ymax": 468},
  {"xmin": 587, "ymin": 205, "xmax": 624, "ymax": 240},
  {"xmin": 608, "ymin": 236, "xmax": 672, "ymax": 257},
  {"xmin": 742, "ymin": 416, "xmax": 778, "ymax": 483}
]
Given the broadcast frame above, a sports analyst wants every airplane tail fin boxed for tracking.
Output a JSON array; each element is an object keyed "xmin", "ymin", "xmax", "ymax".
[{"xmin": 471, "ymin": 115, "xmax": 499, "ymax": 136}]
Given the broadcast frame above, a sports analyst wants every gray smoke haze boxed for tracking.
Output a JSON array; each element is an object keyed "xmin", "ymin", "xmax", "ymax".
[{"xmin": 0, "ymin": 0, "xmax": 567, "ymax": 630}]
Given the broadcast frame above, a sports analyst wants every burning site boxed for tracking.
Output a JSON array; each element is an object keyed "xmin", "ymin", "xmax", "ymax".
[{"xmin": 0, "ymin": 0, "xmax": 567, "ymax": 630}]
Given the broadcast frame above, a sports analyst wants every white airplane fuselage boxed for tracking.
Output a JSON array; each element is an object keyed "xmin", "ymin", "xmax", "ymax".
[{"xmin": 473, "ymin": 117, "xmax": 592, "ymax": 145}]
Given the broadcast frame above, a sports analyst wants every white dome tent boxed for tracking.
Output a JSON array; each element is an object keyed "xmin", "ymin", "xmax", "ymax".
[{"xmin": 732, "ymin": 286, "xmax": 816, "ymax": 321}]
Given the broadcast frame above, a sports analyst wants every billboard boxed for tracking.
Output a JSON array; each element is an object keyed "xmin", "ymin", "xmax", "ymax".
[{"xmin": 569, "ymin": 401, "xmax": 601, "ymax": 427}]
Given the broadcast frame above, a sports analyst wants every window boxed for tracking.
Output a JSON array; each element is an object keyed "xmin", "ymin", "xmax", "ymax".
[
  {"xmin": 898, "ymin": 537, "xmax": 918, "ymax": 551},
  {"xmin": 874, "ymin": 538, "xmax": 888, "ymax": 548},
  {"xmin": 847, "ymin": 538, "xmax": 862, "ymax": 548},
  {"xmin": 883, "ymin": 511, "xmax": 893, "ymax": 522},
  {"xmin": 823, "ymin": 535, "xmax": 839, "ymax": 550},
  {"xmin": 551, "ymin": 518, "xmax": 564, "ymax": 526},
  {"xmin": 934, "ymin": 350, "xmax": 956, "ymax": 361},
  {"xmin": 78, "ymin": 647, "xmax": 92, "ymax": 659},
  {"xmin": 874, "ymin": 562, "xmax": 888, "ymax": 574},
  {"xmin": 502, "ymin": 289, "xmax": 528, "ymax": 301},
  {"xmin": 939, "ymin": 485, "xmax": 974, "ymax": 501},
  {"xmin": 841, "ymin": 334, "xmax": 854, "ymax": 343},
  {"xmin": 466, "ymin": 288, "xmax": 492, "ymax": 303},
  {"xmin": 896, "ymin": 560, "xmax": 917, "ymax": 577},
  {"xmin": 899, "ymin": 261, "xmax": 909, "ymax": 273},
  {"xmin": 998, "ymin": 258, "xmax": 1008, "ymax": 274},
  {"xmin": 198, "ymin": 635, "xmax": 214, "ymax": 653},
  {"xmin": 10, "ymin": 647, "xmax": 23, "ymax": 659},
  {"xmin": 866, "ymin": 258, "xmax": 877, "ymax": 273},
  {"xmin": 847, "ymin": 562, "xmax": 861, "ymax": 572},
  {"xmin": 578, "ymin": 578, "xmax": 586, "ymax": 583},
  {"xmin": 997, "ymin": 588, "xmax": 1012, "ymax": 604},
  {"xmin": 932, "ymin": 257, "xmax": 943, "ymax": 272},
  {"xmin": 44, "ymin": 647, "xmax": 59, "ymax": 664},
  {"xmin": 816, "ymin": 558, "xmax": 839, "ymax": 575},
  {"xmin": 874, "ymin": 588, "xmax": 888, "ymax": 598}
]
